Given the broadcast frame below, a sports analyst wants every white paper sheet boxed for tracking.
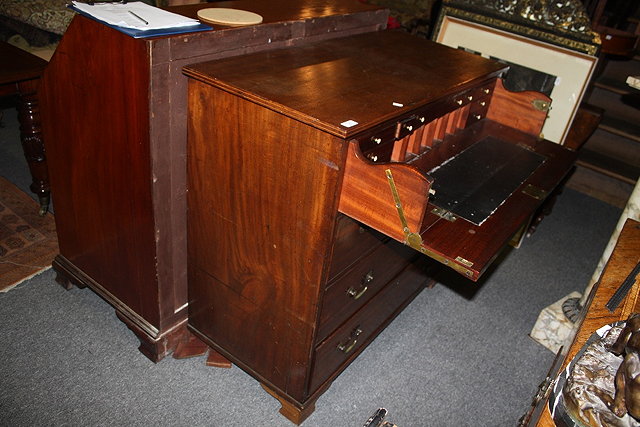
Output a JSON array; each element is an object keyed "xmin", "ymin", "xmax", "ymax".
[{"xmin": 71, "ymin": 1, "xmax": 200, "ymax": 30}]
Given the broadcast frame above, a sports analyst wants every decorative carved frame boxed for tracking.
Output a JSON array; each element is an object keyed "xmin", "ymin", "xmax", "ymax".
[{"xmin": 434, "ymin": 15, "xmax": 598, "ymax": 144}]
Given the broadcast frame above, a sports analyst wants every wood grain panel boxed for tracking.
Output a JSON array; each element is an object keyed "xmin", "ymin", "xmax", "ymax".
[
  {"xmin": 486, "ymin": 79, "xmax": 550, "ymax": 137},
  {"xmin": 187, "ymin": 80, "xmax": 346, "ymax": 400},
  {"xmin": 339, "ymin": 142, "xmax": 432, "ymax": 244},
  {"xmin": 40, "ymin": 17, "xmax": 160, "ymax": 325},
  {"xmin": 183, "ymin": 31, "xmax": 507, "ymax": 139}
]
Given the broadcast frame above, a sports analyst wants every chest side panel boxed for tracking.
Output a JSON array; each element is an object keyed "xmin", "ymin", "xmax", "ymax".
[
  {"xmin": 40, "ymin": 16, "xmax": 160, "ymax": 326},
  {"xmin": 187, "ymin": 81, "xmax": 346, "ymax": 400}
]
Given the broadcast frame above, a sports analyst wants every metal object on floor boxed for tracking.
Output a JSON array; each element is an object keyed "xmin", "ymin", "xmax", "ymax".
[{"xmin": 363, "ymin": 408, "xmax": 398, "ymax": 427}]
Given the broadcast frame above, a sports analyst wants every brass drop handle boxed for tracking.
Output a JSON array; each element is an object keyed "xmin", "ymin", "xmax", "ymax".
[
  {"xmin": 347, "ymin": 270, "xmax": 373, "ymax": 300},
  {"xmin": 337, "ymin": 327, "xmax": 362, "ymax": 354}
]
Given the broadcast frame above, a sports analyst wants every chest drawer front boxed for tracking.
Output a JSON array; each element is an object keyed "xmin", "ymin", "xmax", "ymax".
[
  {"xmin": 361, "ymin": 141, "xmax": 395, "ymax": 164},
  {"xmin": 317, "ymin": 239, "xmax": 416, "ymax": 343},
  {"xmin": 328, "ymin": 215, "xmax": 387, "ymax": 280},
  {"xmin": 309, "ymin": 262, "xmax": 427, "ymax": 394}
]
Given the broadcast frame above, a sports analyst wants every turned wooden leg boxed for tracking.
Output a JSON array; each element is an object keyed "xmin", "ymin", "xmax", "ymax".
[
  {"xmin": 16, "ymin": 79, "xmax": 50, "ymax": 216},
  {"xmin": 261, "ymin": 384, "xmax": 316, "ymax": 425}
]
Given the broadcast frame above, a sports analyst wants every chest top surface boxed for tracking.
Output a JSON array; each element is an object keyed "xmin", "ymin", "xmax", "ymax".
[
  {"xmin": 183, "ymin": 30, "xmax": 508, "ymax": 138},
  {"xmin": 170, "ymin": 0, "xmax": 383, "ymax": 22},
  {"xmin": 0, "ymin": 41, "xmax": 48, "ymax": 84}
]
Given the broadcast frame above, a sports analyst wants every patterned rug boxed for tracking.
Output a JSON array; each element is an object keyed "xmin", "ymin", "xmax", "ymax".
[{"xmin": 0, "ymin": 176, "xmax": 58, "ymax": 292}]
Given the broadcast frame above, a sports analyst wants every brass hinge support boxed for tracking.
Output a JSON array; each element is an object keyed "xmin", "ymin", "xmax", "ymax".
[
  {"xmin": 385, "ymin": 169, "xmax": 423, "ymax": 250},
  {"xmin": 532, "ymin": 99, "xmax": 551, "ymax": 112},
  {"xmin": 522, "ymin": 184, "xmax": 547, "ymax": 200},
  {"xmin": 385, "ymin": 169, "xmax": 475, "ymax": 279},
  {"xmin": 431, "ymin": 206, "xmax": 457, "ymax": 222}
]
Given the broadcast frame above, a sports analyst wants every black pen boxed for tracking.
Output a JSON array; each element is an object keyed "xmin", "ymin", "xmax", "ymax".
[{"xmin": 128, "ymin": 10, "xmax": 148, "ymax": 25}]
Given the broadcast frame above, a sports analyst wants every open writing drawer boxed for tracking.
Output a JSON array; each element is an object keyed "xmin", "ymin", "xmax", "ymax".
[
  {"xmin": 183, "ymin": 29, "xmax": 577, "ymax": 283},
  {"xmin": 339, "ymin": 79, "xmax": 577, "ymax": 281}
]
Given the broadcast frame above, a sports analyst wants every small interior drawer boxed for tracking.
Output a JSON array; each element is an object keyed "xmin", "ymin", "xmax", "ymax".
[
  {"xmin": 309, "ymin": 262, "xmax": 427, "ymax": 393},
  {"xmin": 361, "ymin": 140, "xmax": 395, "ymax": 164},
  {"xmin": 317, "ymin": 238, "xmax": 415, "ymax": 344},
  {"xmin": 467, "ymin": 96, "xmax": 491, "ymax": 122},
  {"xmin": 350, "ymin": 79, "xmax": 498, "ymax": 167},
  {"xmin": 357, "ymin": 125, "xmax": 397, "ymax": 153}
]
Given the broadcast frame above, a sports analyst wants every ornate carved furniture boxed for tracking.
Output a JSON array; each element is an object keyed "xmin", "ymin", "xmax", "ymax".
[
  {"xmin": 184, "ymin": 29, "xmax": 577, "ymax": 424},
  {"xmin": 38, "ymin": 0, "xmax": 388, "ymax": 363},
  {"xmin": 0, "ymin": 41, "xmax": 49, "ymax": 214},
  {"xmin": 0, "ymin": 0, "xmax": 72, "ymax": 47}
]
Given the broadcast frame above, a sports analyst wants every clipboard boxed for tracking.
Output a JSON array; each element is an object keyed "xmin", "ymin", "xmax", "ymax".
[{"xmin": 68, "ymin": 3, "xmax": 212, "ymax": 38}]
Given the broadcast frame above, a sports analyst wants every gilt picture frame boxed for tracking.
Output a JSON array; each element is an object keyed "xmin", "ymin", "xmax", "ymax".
[{"xmin": 434, "ymin": 16, "xmax": 598, "ymax": 144}]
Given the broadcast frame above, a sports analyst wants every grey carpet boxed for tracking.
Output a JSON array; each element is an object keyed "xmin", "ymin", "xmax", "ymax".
[{"xmin": 0, "ymin": 105, "xmax": 623, "ymax": 426}]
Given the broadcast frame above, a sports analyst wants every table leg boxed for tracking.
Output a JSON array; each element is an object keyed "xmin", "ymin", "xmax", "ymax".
[{"xmin": 16, "ymin": 79, "xmax": 50, "ymax": 215}]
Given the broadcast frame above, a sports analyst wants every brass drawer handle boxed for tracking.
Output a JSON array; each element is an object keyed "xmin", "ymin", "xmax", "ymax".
[
  {"xmin": 346, "ymin": 270, "xmax": 373, "ymax": 300},
  {"xmin": 347, "ymin": 285, "xmax": 368, "ymax": 300},
  {"xmin": 337, "ymin": 327, "xmax": 362, "ymax": 354}
]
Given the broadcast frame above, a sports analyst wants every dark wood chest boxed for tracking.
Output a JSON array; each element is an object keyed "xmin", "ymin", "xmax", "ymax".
[{"xmin": 184, "ymin": 30, "xmax": 576, "ymax": 423}]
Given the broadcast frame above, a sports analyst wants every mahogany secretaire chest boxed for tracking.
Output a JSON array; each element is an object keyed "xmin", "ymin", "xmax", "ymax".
[{"xmin": 183, "ymin": 30, "xmax": 576, "ymax": 423}]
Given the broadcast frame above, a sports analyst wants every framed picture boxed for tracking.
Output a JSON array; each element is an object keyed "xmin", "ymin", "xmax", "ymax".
[{"xmin": 434, "ymin": 16, "xmax": 598, "ymax": 144}]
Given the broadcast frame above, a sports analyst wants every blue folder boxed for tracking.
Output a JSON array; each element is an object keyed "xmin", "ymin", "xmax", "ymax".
[{"xmin": 68, "ymin": 4, "xmax": 212, "ymax": 38}]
